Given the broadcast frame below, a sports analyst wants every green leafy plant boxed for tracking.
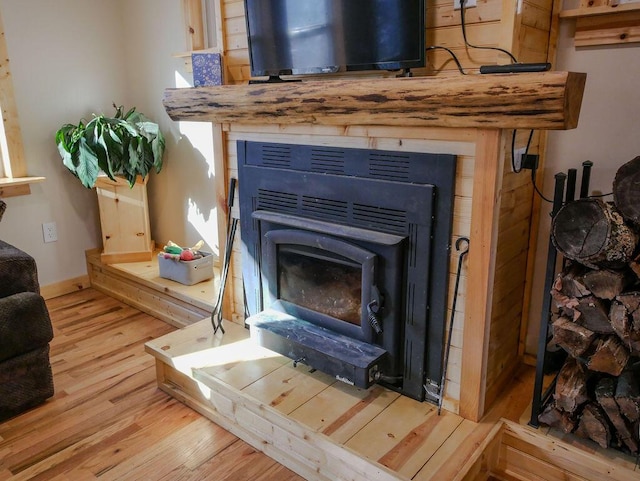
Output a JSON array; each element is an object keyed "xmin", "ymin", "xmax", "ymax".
[{"xmin": 55, "ymin": 104, "xmax": 165, "ymax": 188}]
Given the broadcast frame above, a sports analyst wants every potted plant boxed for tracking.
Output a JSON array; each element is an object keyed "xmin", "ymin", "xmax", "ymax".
[
  {"xmin": 55, "ymin": 104, "xmax": 165, "ymax": 188},
  {"xmin": 55, "ymin": 105, "xmax": 166, "ymax": 263}
]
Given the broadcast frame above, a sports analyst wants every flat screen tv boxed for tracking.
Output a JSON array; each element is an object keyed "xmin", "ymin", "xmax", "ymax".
[{"xmin": 244, "ymin": 0, "xmax": 426, "ymax": 78}]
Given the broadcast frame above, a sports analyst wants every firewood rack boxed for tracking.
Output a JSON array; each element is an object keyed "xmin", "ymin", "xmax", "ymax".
[{"xmin": 529, "ymin": 161, "xmax": 594, "ymax": 427}]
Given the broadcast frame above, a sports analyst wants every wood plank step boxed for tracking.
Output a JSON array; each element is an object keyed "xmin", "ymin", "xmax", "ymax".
[
  {"xmin": 146, "ymin": 321, "xmax": 405, "ymax": 480},
  {"xmin": 145, "ymin": 318, "xmax": 640, "ymax": 481},
  {"xmin": 86, "ymin": 248, "xmax": 217, "ymax": 328},
  {"xmin": 146, "ymin": 319, "xmax": 480, "ymax": 480}
]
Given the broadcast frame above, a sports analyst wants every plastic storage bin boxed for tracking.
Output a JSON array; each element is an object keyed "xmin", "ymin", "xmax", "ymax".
[{"xmin": 158, "ymin": 251, "xmax": 214, "ymax": 285}]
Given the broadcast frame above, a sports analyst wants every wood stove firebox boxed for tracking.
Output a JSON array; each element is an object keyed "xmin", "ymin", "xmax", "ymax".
[{"xmin": 239, "ymin": 141, "xmax": 456, "ymax": 401}]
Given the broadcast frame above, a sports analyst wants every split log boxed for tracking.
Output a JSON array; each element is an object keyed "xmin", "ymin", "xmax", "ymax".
[
  {"xmin": 556, "ymin": 263, "xmax": 592, "ymax": 299},
  {"xmin": 551, "ymin": 199, "xmax": 637, "ymax": 269},
  {"xmin": 575, "ymin": 403, "xmax": 611, "ymax": 448},
  {"xmin": 595, "ymin": 377, "xmax": 639, "ymax": 453},
  {"xmin": 551, "ymin": 275, "xmax": 580, "ymax": 314},
  {"xmin": 551, "ymin": 315, "xmax": 596, "ymax": 357},
  {"xmin": 609, "ymin": 300, "xmax": 640, "ymax": 354},
  {"xmin": 617, "ymin": 292, "xmax": 640, "ymax": 330},
  {"xmin": 613, "ymin": 155, "xmax": 640, "ymax": 226},
  {"xmin": 555, "ymin": 357, "xmax": 590, "ymax": 413},
  {"xmin": 574, "ymin": 295, "xmax": 615, "ymax": 335},
  {"xmin": 583, "ymin": 269, "xmax": 634, "ymax": 300},
  {"xmin": 586, "ymin": 336, "xmax": 630, "ymax": 376},
  {"xmin": 615, "ymin": 370, "xmax": 640, "ymax": 423},
  {"xmin": 538, "ymin": 402, "xmax": 577, "ymax": 434},
  {"xmin": 162, "ymin": 71, "xmax": 587, "ymax": 129}
]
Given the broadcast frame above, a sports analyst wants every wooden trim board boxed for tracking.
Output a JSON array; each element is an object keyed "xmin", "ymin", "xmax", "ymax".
[
  {"xmin": 494, "ymin": 420, "xmax": 639, "ymax": 481},
  {"xmin": 459, "ymin": 129, "xmax": 505, "ymax": 421},
  {"xmin": 0, "ymin": 9, "xmax": 28, "ymax": 179},
  {"xmin": 40, "ymin": 275, "xmax": 91, "ymax": 300}
]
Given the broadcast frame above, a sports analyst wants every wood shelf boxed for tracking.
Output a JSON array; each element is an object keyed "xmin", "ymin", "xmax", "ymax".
[
  {"xmin": 0, "ymin": 176, "xmax": 45, "ymax": 198},
  {"xmin": 173, "ymin": 48, "xmax": 221, "ymax": 73},
  {"xmin": 0, "ymin": 175, "xmax": 45, "ymax": 186},
  {"xmin": 560, "ymin": 2, "xmax": 640, "ymax": 46},
  {"xmin": 560, "ymin": 1, "xmax": 640, "ymax": 18},
  {"xmin": 163, "ymin": 71, "xmax": 586, "ymax": 131}
]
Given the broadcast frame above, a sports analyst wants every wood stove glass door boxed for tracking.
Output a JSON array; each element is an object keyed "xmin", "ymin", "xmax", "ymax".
[
  {"xmin": 263, "ymin": 228, "xmax": 377, "ymax": 342},
  {"xmin": 278, "ymin": 244, "xmax": 362, "ymax": 326}
]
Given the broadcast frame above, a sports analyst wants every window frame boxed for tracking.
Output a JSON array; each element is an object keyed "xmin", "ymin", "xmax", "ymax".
[{"xmin": 0, "ymin": 8, "xmax": 44, "ymax": 198}]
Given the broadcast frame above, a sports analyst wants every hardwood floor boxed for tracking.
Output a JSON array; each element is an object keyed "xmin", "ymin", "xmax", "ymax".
[{"xmin": 0, "ymin": 288, "xmax": 303, "ymax": 481}]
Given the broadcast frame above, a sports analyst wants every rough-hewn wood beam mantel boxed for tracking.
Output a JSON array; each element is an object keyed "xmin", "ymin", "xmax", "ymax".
[{"xmin": 163, "ymin": 71, "xmax": 586, "ymax": 130}]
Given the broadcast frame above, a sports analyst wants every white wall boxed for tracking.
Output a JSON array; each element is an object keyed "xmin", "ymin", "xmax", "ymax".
[
  {"xmin": 0, "ymin": 0, "xmax": 128, "ymax": 286},
  {"xmin": 119, "ymin": 0, "xmax": 220, "ymax": 258},
  {"xmin": 0, "ymin": 0, "xmax": 219, "ymax": 289},
  {"xmin": 526, "ymin": 21, "xmax": 640, "ymax": 354}
]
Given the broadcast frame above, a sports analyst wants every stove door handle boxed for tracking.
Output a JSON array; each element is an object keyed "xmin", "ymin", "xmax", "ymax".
[{"xmin": 368, "ymin": 286, "xmax": 383, "ymax": 335}]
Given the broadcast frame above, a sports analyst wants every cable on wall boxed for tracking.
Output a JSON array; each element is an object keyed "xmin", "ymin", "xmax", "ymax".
[
  {"xmin": 459, "ymin": 0, "xmax": 518, "ymax": 64},
  {"xmin": 426, "ymin": 45, "xmax": 467, "ymax": 75}
]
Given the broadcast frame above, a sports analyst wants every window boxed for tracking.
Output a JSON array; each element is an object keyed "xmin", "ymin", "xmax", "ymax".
[{"xmin": 0, "ymin": 9, "xmax": 44, "ymax": 198}]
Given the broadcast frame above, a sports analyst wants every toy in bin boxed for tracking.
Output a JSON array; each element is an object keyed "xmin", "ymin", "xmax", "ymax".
[{"xmin": 158, "ymin": 240, "xmax": 213, "ymax": 285}]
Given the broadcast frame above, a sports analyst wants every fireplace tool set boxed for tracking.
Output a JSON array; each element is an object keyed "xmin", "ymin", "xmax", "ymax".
[
  {"xmin": 437, "ymin": 236, "xmax": 470, "ymax": 415},
  {"xmin": 211, "ymin": 177, "xmax": 238, "ymax": 335}
]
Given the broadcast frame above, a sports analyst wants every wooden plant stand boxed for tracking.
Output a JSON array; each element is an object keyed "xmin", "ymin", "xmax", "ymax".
[{"xmin": 95, "ymin": 175, "xmax": 154, "ymax": 264}]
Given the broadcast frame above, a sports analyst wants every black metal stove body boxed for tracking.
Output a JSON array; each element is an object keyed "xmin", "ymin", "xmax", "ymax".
[{"xmin": 238, "ymin": 141, "xmax": 456, "ymax": 401}]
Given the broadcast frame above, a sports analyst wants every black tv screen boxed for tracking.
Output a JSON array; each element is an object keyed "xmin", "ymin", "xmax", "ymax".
[{"xmin": 244, "ymin": 0, "xmax": 425, "ymax": 78}]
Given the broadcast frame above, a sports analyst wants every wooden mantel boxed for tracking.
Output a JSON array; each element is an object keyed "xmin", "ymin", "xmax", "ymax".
[{"xmin": 163, "ymin": 71, "xmax": 586, "ymax": 130}]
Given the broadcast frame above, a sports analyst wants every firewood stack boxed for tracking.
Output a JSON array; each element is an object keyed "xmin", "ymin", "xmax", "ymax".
[{"xmin": 539, "ymin": 156, "xmax": 640, "ymax": 453}]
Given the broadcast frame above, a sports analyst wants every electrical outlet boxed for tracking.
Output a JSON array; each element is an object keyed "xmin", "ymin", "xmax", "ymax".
[
  {"xmin": 454, "ymin": 0, "xmax": 477, "ymax": 10},
  {"xmin": 512, "ymin": 147, "xmax": 526, "ymax": 172},
  {"xmin": 42, "ymin": 222, "xmax": 58, "ymax": 243}
]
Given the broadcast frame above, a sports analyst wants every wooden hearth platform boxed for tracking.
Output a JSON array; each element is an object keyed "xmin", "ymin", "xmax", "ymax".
[
  {"xmin": 86, "ymin": 248, "xmax": 216, "ymax": 328},
  {"xmin": 145, "ymin": 320, "xmax": 477, "ymax": 481},
  {"xmin": 143, "ymin": 318, "xmax": 638, "ymax": 481}
]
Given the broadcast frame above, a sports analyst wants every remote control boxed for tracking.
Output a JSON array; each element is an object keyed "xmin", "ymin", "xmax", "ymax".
[{"xmin": 480, "ymin": 63, "xmax": 552, "ymax": 74}]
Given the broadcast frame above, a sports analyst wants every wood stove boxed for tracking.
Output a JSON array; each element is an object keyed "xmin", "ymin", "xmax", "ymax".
[{"xmin": 238, "ymin": 141, "xmax": 456, "ymax": 401}]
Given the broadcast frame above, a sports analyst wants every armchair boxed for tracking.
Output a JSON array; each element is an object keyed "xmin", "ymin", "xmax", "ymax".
[{"xmin": 0, "ymin": 240, "xmax": 54, "ymax": 421}]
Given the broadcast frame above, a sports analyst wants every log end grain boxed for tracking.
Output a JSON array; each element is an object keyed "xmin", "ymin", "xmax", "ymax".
[
  {"xmin": 552, "ymin": 199, "xmax": 637, "ymax": 269},
  {"xmin": 613, "ymin": 155, "xmax": 640, "ymax": 225}
]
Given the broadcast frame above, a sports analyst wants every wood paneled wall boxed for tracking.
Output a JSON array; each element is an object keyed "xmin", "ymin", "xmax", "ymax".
[{"xmin": 218, "ymin": 0, "xmax": 555, "ymax": 81}]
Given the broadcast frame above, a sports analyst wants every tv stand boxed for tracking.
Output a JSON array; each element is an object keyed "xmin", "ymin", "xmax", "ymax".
[
  {"xmin": 396, "ymin": 68, "xmax": 414, "ymax": 78},
  {"xmin": 248, "ymin": 75, "xmax": 302, "ymax": 85}
]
